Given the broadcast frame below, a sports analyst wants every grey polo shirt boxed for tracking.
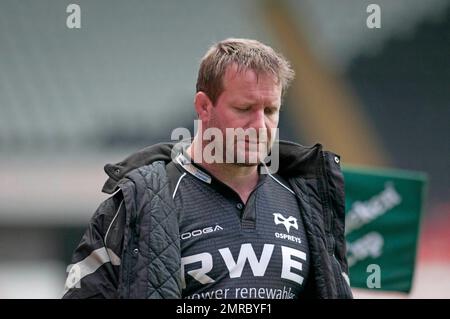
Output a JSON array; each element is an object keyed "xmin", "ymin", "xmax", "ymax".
[{"xmin": 171, "ymin": 153, "xmax": 310, "ymax": 299}]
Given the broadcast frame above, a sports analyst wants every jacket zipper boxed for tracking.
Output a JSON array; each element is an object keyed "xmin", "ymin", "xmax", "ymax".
[{"xmin": 322, "ymin": 152, "xmax": 336, "ymax": 256}]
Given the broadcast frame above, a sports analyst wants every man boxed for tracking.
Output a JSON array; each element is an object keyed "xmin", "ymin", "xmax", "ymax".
[{"xmin": 63, "ymin": 38, "xmax": 353, "ymax": 299}]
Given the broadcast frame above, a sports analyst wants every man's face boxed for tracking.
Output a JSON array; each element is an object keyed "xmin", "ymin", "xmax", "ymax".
[{"xmin": 205, "ymin": 65, "xmax": 282, "ymax": 165}]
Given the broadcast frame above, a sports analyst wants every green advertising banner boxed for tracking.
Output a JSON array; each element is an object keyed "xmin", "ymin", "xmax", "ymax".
[{"xmin": 343, "ymin": 166, "xmax": 427, "ymax": 293}]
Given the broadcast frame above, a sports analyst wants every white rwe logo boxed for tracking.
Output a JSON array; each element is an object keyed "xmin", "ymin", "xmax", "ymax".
[
  {"xmin": 181, "ymin": 243, "xmax": 307, "ymax": 288},
  {"xmin": 273, "ymin": 213, "xmax": 298, "ymax": 233}
]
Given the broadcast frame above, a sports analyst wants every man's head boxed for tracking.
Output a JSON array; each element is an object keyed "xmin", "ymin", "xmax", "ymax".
[
  {"xmin": 196, "ymin": 38, "xmax": 295, "ymax": 105},
  {"xmin": 193, "ymin": 38, "xmax": 295, "ymax": 165}
]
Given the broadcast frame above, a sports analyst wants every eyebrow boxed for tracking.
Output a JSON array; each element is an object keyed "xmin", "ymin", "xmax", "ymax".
[{"xmin": 232, "ymin": 97, "xmax": 280, "ymax": 108}]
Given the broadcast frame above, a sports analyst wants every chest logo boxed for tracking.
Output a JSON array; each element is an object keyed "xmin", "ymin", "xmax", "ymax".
[
  {"xmin": 273, "ymin": 213, "xmax": 298, "ymax": 233},
  {"xmin": 180, "ymin": 224, "xmax": 223, "ymax": 241}
]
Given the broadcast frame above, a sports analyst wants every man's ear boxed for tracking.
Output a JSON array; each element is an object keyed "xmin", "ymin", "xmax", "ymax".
[{"xmin": 194, "ymin": 92, "xmax": 213, "ymax": 121}]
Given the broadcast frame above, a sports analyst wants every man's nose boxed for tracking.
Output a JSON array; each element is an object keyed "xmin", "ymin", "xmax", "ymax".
[{"xmin": 250, "ymin": 109, "xmax": 266, "ymax": 130}]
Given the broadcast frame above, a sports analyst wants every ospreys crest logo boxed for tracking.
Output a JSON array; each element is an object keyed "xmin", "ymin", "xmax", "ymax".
[{"xmin": 273, "ymin": 213, "xmax": 298, "ymax": 233}]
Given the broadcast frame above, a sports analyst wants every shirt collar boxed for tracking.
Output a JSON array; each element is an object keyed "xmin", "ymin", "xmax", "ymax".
[{"xmin": 173, "ymin": 150, "xmax": 268, "ymax": 203}]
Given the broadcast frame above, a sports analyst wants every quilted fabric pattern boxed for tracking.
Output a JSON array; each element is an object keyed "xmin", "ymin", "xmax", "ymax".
[{"xmin": 125, "ymin": 161, "xmax": 182, "ymax": 298}]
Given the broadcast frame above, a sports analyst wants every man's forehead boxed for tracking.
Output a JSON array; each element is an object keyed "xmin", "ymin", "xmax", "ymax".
[
  {"xmin": 223, "ymin": 64, "xmax": 278, "ymax": 86},
  {"xmin": 222, "ymin": 65, "xmax": 281, "ymax": 102}
]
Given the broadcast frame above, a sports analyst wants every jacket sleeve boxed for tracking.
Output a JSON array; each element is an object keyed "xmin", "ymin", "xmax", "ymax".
[{"xmin": 62, "ymin": 191, "xmax": 126, "ymax": 299}]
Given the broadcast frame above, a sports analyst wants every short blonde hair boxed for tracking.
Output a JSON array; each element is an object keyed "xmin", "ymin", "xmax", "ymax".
[{"xmin": 196, "ymin": 38, "xmax": 295, "ymax": 104}]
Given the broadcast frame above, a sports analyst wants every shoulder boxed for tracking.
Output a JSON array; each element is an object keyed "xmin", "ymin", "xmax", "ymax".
[
  {"xmin": 118, "ymin": 161, "xmax": 177, "ymax": 211},
  {"xmin": 121, "ymin": 160, "xmax": 169, "ymax": 189}
]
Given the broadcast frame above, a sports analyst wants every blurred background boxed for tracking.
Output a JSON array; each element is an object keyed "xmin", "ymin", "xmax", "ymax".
[{"xmin": 0, "ymin": 0, "xmax": 448, "ymax": 298}]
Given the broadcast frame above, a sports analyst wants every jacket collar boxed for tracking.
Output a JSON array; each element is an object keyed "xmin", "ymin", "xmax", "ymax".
[{"xmin": 102, "ymin": 140, "xmax": 327, "ymax": 194}]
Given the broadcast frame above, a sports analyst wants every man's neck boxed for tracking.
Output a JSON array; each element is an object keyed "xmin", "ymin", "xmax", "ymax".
[{"xmin": 186, "ymin": 142, "xmax": 259, "ymax": 204}]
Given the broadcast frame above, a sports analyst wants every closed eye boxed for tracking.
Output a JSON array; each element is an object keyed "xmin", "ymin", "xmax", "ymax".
[
  {"xmin": 264, "ymin": 107, "xmax": 279, "ymax": 115},
  {"xmin": 235, "ymin": 106, "xmax": 251, "ymax": 112}
]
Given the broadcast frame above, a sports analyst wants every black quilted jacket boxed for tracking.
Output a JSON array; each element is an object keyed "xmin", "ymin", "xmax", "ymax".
[{"xmin": 62, "ymin": 140, "xmax": 353, "ymax": 299}]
